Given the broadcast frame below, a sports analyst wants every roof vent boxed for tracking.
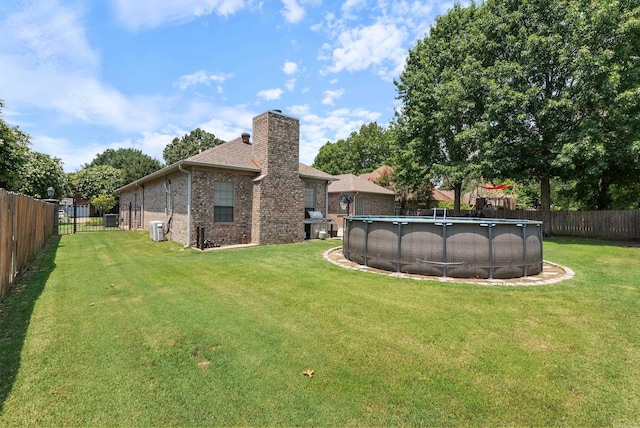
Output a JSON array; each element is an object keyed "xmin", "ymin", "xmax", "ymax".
[{"xmin": 241, "ymin": 132, "xmax": 251, "ymax": 144}]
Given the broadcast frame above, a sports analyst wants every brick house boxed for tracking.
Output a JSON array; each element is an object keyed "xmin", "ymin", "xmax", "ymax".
[
  {"xmin": 117, "ymin": 110, "xmax": 336, "ymax": 247},
  {"xmin": 327, "ymin": 173, "xmax": 396, "ymax": 230}
]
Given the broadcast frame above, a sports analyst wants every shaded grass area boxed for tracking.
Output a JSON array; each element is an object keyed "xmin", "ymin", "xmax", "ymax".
[
  {"xmin": 0, "ymin": 236, "xmax": 60, "ymax": 413},
  {"xmin": 1, "ymin": 232, "xmax": 639, "ymax": 426}
]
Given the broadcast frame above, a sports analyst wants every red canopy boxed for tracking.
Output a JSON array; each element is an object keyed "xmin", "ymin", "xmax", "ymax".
[{"xmin": 482, "ymin": 184, "xmax": 510, "ymax": 190}]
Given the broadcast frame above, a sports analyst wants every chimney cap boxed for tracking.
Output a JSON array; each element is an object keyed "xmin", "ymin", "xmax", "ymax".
[{"xmin": 241, "ymin": 132, "xmax": 251, "ymax": 144}]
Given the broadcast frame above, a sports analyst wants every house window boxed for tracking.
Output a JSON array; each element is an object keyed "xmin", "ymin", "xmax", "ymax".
[
  {"xmin": 338, "ymin": 201, "xmax": 349, "ymax": 215},
  {"xmin": 305, "ymin": 188, "xmax": 315, "ymax": 211},
  {"xmin": 214, "ymin": 182, "xmax": 234, "ymax": 222},
  {"xmin": 355, "ymin": 198, "xmax": 365, "ymax": 215}
]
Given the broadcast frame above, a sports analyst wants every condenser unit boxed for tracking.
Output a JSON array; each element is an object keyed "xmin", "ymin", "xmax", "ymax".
[{"xmin": 150, "ymin": 221, "xmax": 164, "ymax": 241}]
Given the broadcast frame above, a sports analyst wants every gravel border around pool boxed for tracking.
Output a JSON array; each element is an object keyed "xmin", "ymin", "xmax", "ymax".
[{"xmin": 324, "ymin": 246, "xmax": 575, "ymax": 286}]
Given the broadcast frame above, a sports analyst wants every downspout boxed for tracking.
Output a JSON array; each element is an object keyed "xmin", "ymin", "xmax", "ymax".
[{"xmin": 178, "ymin": 163, "xmax": 192, "ymax": 248}]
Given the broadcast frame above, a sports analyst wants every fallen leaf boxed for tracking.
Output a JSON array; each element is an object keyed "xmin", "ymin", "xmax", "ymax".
[
  {"xmin": 197, "ymin": 360, "xmax": 211, "ymax": 368},
  {"xmin": 302, "ymin": 369, "xmax": 314, "ymax": 377},
  {"xmin": 89, "ymin": 303, "xmax": 95, "ymax": 306},
  {"xmin": 192, "ymin": 348, "xmax": 201, "ymax": 357}
]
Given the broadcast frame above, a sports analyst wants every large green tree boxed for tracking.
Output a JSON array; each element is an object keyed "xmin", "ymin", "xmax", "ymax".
[
  {"xmin": 18, "ymin": 151, "xmax": 69, "ymax": 199},
  {"xmin": 312, "ymin": 122, "xmax": 393, "ymax": 175},
  {"xmin": 394, "ymin": 4, "xmax": 485, "ymax": 210},
  {"xmin": 479, "ymin": 0, "xmax": 639, "ymax": 219},
  {"xmin": 395, "ymin": 0, "xmax": 639, "ymax": 220},
  {"xmin": 1, "ymin": 100, "xmax": 68, "ymax": 198},
  {"xmin": 86, "ymin": 148, "xmax": 161, "ymax": 187},
  {"xmin": 163, "ymin": 128, "xmax": 225, "ymax": 165},
  {"xmin": 68, "ymin": 165, "xmax": 124, "ymax": 201},
  {"xmin": 0, "ymin": 101, "xmax": 30, "ymax": 190},
  {"xmin": 561, "ymin": 0, "xmax": 640, "ymax": 209}
]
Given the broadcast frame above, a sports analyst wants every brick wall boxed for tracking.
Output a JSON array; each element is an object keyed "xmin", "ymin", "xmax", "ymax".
[
  {"xmin": 251, "ymin": 111, "xmax": 305, "ymax": 245},
  {"xmin": 191, "ymin": 167, "xmax": 254, "ymax": 246},
  {"xmin": 303, "ymin": 178, "xmax": 328, "ymax": 214},
  {"xmin": 119, "ymin": 171, "xmax": 189, "ymax": 244}
]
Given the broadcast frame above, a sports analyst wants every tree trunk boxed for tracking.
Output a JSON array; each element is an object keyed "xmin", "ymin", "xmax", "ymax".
[
  {"xmin": 596, "ymin": 178, "xmax": 611, "ymax": 210},
  {"xmin": 540, "ymin": 175, "xmax": 551, "ymax": 236},
  {"xmin": 454, "ymin": 182, "xmax": 462, "ymax": 213}
]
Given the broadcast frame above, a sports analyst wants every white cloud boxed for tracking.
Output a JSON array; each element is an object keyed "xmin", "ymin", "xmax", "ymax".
[
  {"xmin": 323, "ymin": 19, "xmax": 408, "ymax": 80},
  {"xmin": 281, "ymin": 0, "xmax": 305, "ymax": 23},
  {"xmin": 51, "ymin": 78, "xmax": 166, "ymax": 132},
  {"xmin": 285, "ymin": 79, "xmax": 297, "ymax": 91},
  {"xmin": 341, "ymin": 0, "xmax": 367, "ymax": 18},
  {"xmin": 282, "ymin": 61, "xmax": 299, "ymax": 75},
  {"xmin": 316, "ymin": 1, "xmax": 441, "ymax": 81},
  {"xmin": 321, "ymin": 89, "xmax": 345, "ymax": 106},
  {"xmin": 256, "ymin": 88, "xmax": 284, "ymax": 101},
  {"xmin": 111, "ymin": 0, "xmax": 248, "ymax": 29},
  {"xmin": 174, "ymin": 71, "xmax": 232, "ymax": 90},
  {"xmin": 2, "ymin": 0, "xmax": 98, "ymax": 75},
  {"xmin": 0, "ymin": 1, "xmax": 167, "ymax": 132}
]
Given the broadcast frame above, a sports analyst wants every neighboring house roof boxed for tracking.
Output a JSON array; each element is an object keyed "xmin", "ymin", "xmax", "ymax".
[
  {"xmin": 116, "ymin": 136, "xmax": 336, "ymax": 193},
  {"xmin": 359, "ymin": 165, "xmax": 393, "ymax": 182},
  {"xmin": 328, "ymin": 173, "xmax": 395, "ymax": 195},
  {"xmin": 431, "ymin": 188, "xmax": 455, "ymax": 201}
]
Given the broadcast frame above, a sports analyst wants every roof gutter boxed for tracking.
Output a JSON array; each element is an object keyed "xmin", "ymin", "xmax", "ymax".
[{"xmin": 178, "ymin": 163, "xmax": 192, "ymax": 249}]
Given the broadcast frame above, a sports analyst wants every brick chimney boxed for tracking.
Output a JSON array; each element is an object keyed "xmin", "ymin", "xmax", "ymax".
[{"xmin": 250, "ymin": 110, "xmax": 305, "ymax": 245}]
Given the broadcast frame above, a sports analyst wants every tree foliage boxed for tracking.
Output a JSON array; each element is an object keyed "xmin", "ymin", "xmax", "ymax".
[
  {"xmin": 477, "ymin": 0, "xmax": 640, "ymax": 216},
  {"xmin": 68, "ymin": 165, "xmax": 124, "ymax": 201},
  {"xmin": 18, "ymin": 151, "xmax": 69, "ymax": 199},
  {"xmin": 395, "ymin": 4, "xmax": 484, "ymax": 210},
  {"xmin": 312, "ymin": 122, "xmax": 393, "ymax": 175},
  {"xmin": 1, "ymin": 100, "xmax": 68, "ymax": 198},
  {"xmin": 86, "ymin": 148, "xmax": 161, "ymax": 187},
  {"xmin": 163, "ymin": 128, "xmax": 225, "ymax": 165},
  {"xmin": 92, "ymin": 194, "xmax": 117, "ymax": 216},
  {"xmin": 0, "ymin": 101, "xmax": 30, "ymax": 190},
  {"xmin": 394, "ymin": 0, "xmax": 640, "ymax": 215}
]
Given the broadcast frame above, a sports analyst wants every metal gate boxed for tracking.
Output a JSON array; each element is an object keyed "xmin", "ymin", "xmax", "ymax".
[{"xmin": 58, "ymin": 202, "xmax": 123, "ymax": 235}]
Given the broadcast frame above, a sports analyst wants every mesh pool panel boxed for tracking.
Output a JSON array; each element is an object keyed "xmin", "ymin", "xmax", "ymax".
[
  {"xmin": 491, "ymin": 227, "xmax": 524, "ymax": 279},
  {"xmin": 345, "ymin": 222, "xmax": 367, "ymax": 265},
  {"xmin": 366, "ymin": 222, "xmax": 400, "ymax": 272},
  {"xmin": 400, "ymin": 223, "xmax": 443, "ymax": 276},
  {"xmin": 343, "ymin": 217, "xmax": 543, "ymax": 279},
  {"xmin": 525, "ymin": 226, "xmax": 543, "ymax": 276},
  {"xmin": 447, "ymin": 223, "xmax": 491, "ymax": 278}
]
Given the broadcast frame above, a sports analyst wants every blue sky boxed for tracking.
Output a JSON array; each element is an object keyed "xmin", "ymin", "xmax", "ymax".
[{"xmin": 1, "ymin": 0, "xmax": 458, "ymax": 172}]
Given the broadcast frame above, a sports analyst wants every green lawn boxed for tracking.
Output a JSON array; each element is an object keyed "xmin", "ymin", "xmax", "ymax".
[{"xmin": 1, "ymin": 232, "xmax": 639, "ymax": 426}]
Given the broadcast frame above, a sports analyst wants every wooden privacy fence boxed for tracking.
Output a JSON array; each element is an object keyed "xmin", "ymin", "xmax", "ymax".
[
  {"xmin": 0, "ymin": 188, "xmax": 55, "ymax": 301},
  {"xmin": 463, "ymin": 209, "xmax": 640, "ymax": 240}
]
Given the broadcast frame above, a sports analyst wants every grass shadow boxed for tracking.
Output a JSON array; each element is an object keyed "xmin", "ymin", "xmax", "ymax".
[{"xmin": 0, "ymin": 235, "xmax": 60, "ymax": 412}]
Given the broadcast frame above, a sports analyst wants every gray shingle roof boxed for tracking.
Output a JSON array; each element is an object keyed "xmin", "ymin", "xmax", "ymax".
[
  {"xmin": 116, "ymin": 136, "xmax": 336, "ymax": 193},
  {"xmin": 328, "ymin": 173, "xmax": 395, "ymax": 195},
  {"xmin": 185, "ymin": 137, "xmax": 260, "ymax": 171}
]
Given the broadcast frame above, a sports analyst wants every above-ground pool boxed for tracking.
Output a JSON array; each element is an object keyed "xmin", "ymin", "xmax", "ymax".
[{"xmin": 342, "ymin": 215, "xmax": 543, "ymax": 279}]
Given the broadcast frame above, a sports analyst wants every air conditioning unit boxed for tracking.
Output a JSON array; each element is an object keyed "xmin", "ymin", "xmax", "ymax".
[{"xmin": 150, "ymin": 221, "xmax": 164, "ymax": 241}]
